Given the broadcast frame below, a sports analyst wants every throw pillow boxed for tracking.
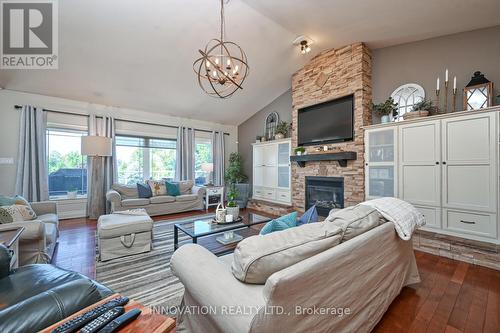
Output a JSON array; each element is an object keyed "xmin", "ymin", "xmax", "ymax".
[
  {"xmin": 177, "ymin": 180, "xmax": 194, "ymax": 195},
  {"xmin": 0, "ymin": 195, "xmax": 29, "ymax": 206},
  {"xmin": 0, "ymin": 204, "xmax": 37, "ymax": 224},
  {"xmin": 297, "ymin": 205, "xmax": 319, "ymax": 226},
  {"xmin": 165, "ymin": 181, "xmax": 180, "ymax": 196},
  {"xmin": 136, "ymin": 182, "xmax": 152, "ymax": 198},
  {"xmin": 147, "ymin": 180, "xmax": 167, "ymax": 196},
  {"xmin": 260, "ymin": 211, "xmax": 298, "ymax": 235}
]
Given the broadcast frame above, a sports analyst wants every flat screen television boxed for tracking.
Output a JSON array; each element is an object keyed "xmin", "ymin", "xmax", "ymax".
[{"xmin": 297, "ymin": 94, "xmax": 354, "ymax": 146}]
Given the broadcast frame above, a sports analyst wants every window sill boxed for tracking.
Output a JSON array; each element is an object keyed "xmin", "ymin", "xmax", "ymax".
[{"xmin": 49, "ymin": 195, "xmax": 87, "ymax": 201}]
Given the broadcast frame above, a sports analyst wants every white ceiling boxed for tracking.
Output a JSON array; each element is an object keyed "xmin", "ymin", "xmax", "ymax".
[{"xmin": 1, "ymin": 0, "xmax": 499, "ymax": 125}]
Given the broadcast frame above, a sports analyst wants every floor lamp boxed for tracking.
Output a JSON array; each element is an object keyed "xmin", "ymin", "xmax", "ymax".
[{"xmin": 81, "ymin": 135, "xmax": 112, "ymax": 219}]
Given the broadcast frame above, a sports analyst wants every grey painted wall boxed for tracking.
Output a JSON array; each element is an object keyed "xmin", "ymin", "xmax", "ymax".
[
  {"xmin": 372, "ymin": 25, "xmax": 500, "ymax": 121},
  {"xmin": 237, "ymin": 89, "xmax": 292, "ymax": 185}
]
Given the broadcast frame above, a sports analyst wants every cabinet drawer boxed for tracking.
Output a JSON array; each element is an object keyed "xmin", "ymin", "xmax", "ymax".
[
  {"xmin": 253, "ymin": 187, "xmax": 264, "ymax": 198},
  {"xmin": 445, "ymin": 209, "xmax": 497, "ymax": 238},
  {"xmin": 414, "ymin": 206, "xmax": 440, "ymax": 229},
  {"xmin": 276, "ymin": 190, "xmax": 291, "ymax": 203},
  {"xmin": 207, "ymin": 188, "xmax": 222, "ymax": 195},
  {"xmin": 262, "ymin": 188, "xmax": 276, "ymax": 201}
]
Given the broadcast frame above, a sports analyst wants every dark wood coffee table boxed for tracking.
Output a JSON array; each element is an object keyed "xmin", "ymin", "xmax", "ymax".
[{"xmin": 174, "ymin": 212, "xmax": 272, "ymax": 256}]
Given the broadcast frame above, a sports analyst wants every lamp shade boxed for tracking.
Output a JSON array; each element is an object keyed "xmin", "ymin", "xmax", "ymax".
[
  {"xmin": 201, "ymin": 162, "xmax": 214, "ymax": 173},
  {"xmin": 81, "ymin": 136, "xmax": 112, "ymax": 156}
]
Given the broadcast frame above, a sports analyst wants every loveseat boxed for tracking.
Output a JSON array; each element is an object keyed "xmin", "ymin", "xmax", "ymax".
[
  {"xmin": 171, "ymin": 205, "xmax": 421, "ymax": 333},
  {"xmin": 106, "ymin": 181, "xmax": 205, "ymax": 216},
  {"xmin": 0, "ymin": 245, "xmax": 113, "ymax": 333},
  {"xmin": 0, "ymin": 201, "xmax": 59, "ymax": 265}
]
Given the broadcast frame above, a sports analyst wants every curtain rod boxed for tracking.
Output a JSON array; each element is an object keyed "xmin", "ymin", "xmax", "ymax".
[{"xmin": 14, "ymin": 105, "xmax": 230, "ymax": 135}]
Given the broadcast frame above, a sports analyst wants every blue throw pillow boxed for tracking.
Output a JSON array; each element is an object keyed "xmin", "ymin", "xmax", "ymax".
[
  {"xmin": 165, "ymin": 181, "xmax": 180, "ymax": 196},
  {"xmin": 297, "ymin": 205, "xmax": 319, "ymax": 226},
  {"xmin": 137, "ymin": 182, "xmax": 152, "ymax": 198},
  {"xmin": 260, "ymin": 211, "xmax": 298, "ymax": 235}
]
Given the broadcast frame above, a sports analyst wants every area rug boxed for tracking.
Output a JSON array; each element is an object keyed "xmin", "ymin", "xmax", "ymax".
[{"xmin": 95, "ymin": 214, "xmax": 215, "ymax": 311}]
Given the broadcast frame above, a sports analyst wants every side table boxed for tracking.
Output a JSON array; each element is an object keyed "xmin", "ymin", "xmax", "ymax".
[
  {"xmin": 0, "ymin": 227, "xmax": 24, "ymax": 269},
  {"xmin": 203, "ymin": 186, "xmax": 224, "ymax": 211}
]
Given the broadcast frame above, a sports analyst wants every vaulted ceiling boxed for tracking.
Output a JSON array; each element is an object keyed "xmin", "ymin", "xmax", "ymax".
[{"xmin": 1, "ymin": 0, "xmax": 499, "ymax": 125}]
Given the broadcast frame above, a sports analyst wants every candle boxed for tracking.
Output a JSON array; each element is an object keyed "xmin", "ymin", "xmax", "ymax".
[
  {"xmin": 437, "ymin": 77, "xmax": 440, "ymax": 90},
  {"xmin": 453, "ymin": 76, "xmax": 456, "ymax": 90},
  {"xmin": 445, "ymin": 69, "xmax": 449, "ymax": 82}
]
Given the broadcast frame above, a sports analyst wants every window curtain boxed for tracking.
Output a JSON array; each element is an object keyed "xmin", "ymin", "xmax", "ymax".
[
  {"xmin": 212, "ymin": 131, "xmax": 225, "ymax": 186},
  {"xmin": 15, "ymin": 105, "xmax": 49, "ymax": 201},
  {"xmin": 175, "ymin": 126, "xmax": 195, "ymax": 181},
  {"xmin": 87, "ymin": 115, "xmax": 116, "ymax": 218}
]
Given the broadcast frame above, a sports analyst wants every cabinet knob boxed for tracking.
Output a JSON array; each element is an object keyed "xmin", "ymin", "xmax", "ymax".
[
  {"xmin": 442, "ymin": 161, "xmax": 447, "ymax": 165},
  {"xmin": 435, "ymin": 161, "xmax": 439, "ymax": 165},
  {"xmin": 365, "ymin": 163, "xmax": 368, "ymax": 166}
]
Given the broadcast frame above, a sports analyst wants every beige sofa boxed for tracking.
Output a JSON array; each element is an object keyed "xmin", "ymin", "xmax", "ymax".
[
  {"xmin": 171, "ymin": 217, "xmax": 420, "ymax": 333},
  {"xmin": 0, "ymin": 201, "xmax": 59, "ymax": 265},
  {"xmin": 106, "ymin": 182, "xmax": 205, "ymax": 216}
]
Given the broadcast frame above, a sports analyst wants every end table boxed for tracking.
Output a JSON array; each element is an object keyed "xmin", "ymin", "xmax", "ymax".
[
  {"xmin": 203, "ymin": 186, "xmax": 224, "ymax": 211},
  {"xmin": 0, "ymin": 227, "xmax": 24, "ymax": 269}
]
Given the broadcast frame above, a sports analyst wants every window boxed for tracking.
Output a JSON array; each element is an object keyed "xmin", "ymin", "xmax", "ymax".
[
  {"xmin": 46, "ymin": 128, "xmax": 88, "ymax": 198},
  {"xmin": 390, "ymin": 84, "xmax": 425, "ymax": 121},
  {"xmin": 115, "ymin": 135, "xmax": 176, "ymax": 185},
  {"xmin": 195, "ymin": 137, "xmax": 213, "ymax": 186}
]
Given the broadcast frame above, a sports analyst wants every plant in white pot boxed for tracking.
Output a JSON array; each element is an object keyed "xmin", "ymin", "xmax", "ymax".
[
  {"xmin": 226, "ymin": 185, "xmax": 239, "ymax": 219},
  {"xmin": 274, "ymin": 121, "xmax": 289, "ymax": 140},
  {"xmin": 294, "ymin": 147, "xmax": 305, "ymax": 156},
  {"xmin": 67, "ymin": 187, "xmax": 78, "ymax": 199},
  {"xmin": 224, "ymin": 153, "xmax": 248, "ymax": 219},
  {"xmin": 373, "ymin": 97, "xmax": 398, "ymax": 123}
]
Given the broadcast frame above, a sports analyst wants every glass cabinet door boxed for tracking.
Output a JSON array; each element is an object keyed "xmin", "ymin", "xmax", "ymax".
[
  {"xmin": 278, "ymin": 142, "xmax": 290, "ymax": 164},
  {"xmin": 277, "ymin": 142, "xmax": 290, "ymax": 189},
  {"xmin": 368, "ymin": 129, "xmax": 395, "ymax": 163},
  {"xmin": 368, "ymin": 166, "xmax": 395, "ymax": 197},
  {"xmin": 278, "ymin": 166, "xmax": 289, "ymax": 188}
]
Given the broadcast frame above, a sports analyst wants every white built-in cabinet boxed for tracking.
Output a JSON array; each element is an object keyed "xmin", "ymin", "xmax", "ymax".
[
  {"xmin": 365, "ymin": 108, "xmax": 500, "ymax": 244},
  {"xmin": 252, "ymin": 139, "xmax": 291, "ymax": 205}
]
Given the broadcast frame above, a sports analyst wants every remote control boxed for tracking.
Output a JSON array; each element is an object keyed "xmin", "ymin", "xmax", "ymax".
[
  {"xmin": 51, "ymin": 296, "xmax": 129, "ymax": 333},
  {"xmin": 98, "ymin": 308, "xmax": 142, "ymax": 333},
  {"xmin": 80, "ymin": 307, "xmax": 125, "ymax": 333}
]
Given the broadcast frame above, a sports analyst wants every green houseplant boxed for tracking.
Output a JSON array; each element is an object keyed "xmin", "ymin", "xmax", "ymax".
[
  {"xmin": 225, "ymin": 153, "xmax": 248, "ymax": 217},
  {"xmin": 372, "ymin": 97, "xmax": 398, "ymax": 123},
  {"xmin": 274, "ymin": 121, "xmax": 289, "ymax": 140},
  {"xmin": 404, "ymin": 99, "xmax": 438, "ymax": 119},
  {"xmin": 294, "ymin": 147, "xmax": 306, "ymax": 156}
]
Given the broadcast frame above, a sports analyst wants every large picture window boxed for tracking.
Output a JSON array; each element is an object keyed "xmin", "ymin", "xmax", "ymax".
[
  {"xmin": 195, "ymin": 137, "xmax": 213, "ymax": 185},
  {"xmin": 47, "ymin": 128, "xmax": 88, "ymax": 198},
  {"xmin": 116, "ymin": 135, "xmax": 176, "ymax": 185}
]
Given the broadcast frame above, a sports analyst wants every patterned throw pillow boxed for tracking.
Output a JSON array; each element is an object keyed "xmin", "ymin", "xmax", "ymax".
[
  {"xmin": 137, "ymin": 182, "xmax": 152, "ymax": 198},
  {"xmin": 165, "ymin": 181, "xmax": 180, "ymax": 196},
  {"xmin": 260, "ymin": 212, "xmax": 298, "ymax": 235},
  {"xmin": 0, "ymin": 204, "xmax": 37, "ymax": 224},
  {"xmin": 147, "ymin": 180, "xmax": 167, "ymax": 196}
]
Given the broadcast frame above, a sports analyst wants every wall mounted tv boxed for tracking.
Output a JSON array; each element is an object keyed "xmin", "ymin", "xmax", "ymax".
[{"xmin": 297, "ymin": 94, "xmax": 354, "ymax": 146}]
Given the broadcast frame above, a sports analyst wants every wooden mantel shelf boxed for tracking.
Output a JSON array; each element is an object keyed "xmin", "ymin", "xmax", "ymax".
[{"xmin": 290, "ymin": 151, "xmax": 357, "ymax": 168}]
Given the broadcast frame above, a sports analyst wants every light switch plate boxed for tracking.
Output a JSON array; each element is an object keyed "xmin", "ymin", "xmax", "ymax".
[{"xmin": 0, "ymin": 157, "xmax": 14, "ymax": 165}]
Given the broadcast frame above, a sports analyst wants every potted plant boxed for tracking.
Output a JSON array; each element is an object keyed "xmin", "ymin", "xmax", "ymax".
[
  {"xmin": 67, "ymin": 187, "xmax": 78, "ymax": 199},
  {"xmin": 404, "ymin": 99, "xmax": 438, "ymax": 119},
  {"xmin": 274, "ymin": 121, "xmax": 289, "ymax": 140},
  {"xmin": 373, "ymin": 97, "xmax": 398, "ymax": 123},
  {"xmin": 224, "ymin": 153, "xmax": 249, "ymax": 211},
  {"xmin": 294, "ymin": 147, "xmax": 306, "ymax": 156}
]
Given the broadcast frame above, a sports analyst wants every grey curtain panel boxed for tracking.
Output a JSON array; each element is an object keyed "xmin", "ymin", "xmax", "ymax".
[
  {"xmin": 87, "ymin": 115, "xmax": 116, "ymax": 218},
  {"xmin": 15, "ymin": 105, "xmax": 49, "ymax": 201},
  {"xmin": 175, "ymin": 126, "xmax": 195, "ymax": 181},
  {"xmin": 212, "ymin": 131, "xmax": 225, "ymax": 186}
]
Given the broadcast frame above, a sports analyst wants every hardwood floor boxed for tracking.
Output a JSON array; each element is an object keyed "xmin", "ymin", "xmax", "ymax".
[{"xmin": 53, "ymin": 210, "xmax": 500, "ymax": 333}]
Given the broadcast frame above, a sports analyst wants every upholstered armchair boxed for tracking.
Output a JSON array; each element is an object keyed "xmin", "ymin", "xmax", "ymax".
[{"xmin": 0, "ymin": 201, "xmax": 59, "ymax": 265}]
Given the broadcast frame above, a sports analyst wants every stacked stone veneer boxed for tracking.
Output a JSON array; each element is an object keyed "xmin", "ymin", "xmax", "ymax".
[{"xmin": 291, "ymin": 43, "xmax": 372, "ymax": 212}]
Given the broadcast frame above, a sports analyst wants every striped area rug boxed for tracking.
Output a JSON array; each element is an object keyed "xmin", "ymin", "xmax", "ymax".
[{"xmin": 95, "ymin": 214, "xmax": 214, "ymax": 310}]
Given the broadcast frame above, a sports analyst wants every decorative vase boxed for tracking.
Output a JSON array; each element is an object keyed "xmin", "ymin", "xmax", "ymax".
[
  {"xmin": 275, "ymin": 133, "xmax": 284, "ymax": 140},
  {"xmin": 226, "ymin": 206, "xmax": 239, "ymax": 219},
  {"xmin": 381, "ymin": 115, "xmax": 391, "ymax": 123}
]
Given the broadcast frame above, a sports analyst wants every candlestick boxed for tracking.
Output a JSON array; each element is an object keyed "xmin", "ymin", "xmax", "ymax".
[
  {"xmin": 437, "ymin": 77, "xmax": 440, "ymax": 91},
  {"xmin": 444, "ymin": 80, "xmax": 449, "ymax": 114},
  {"xmin": 445, "ymin": 69, "xmax": 448, "ymax": 83},
  {"xmin": 452, "ymin": 86, "xmax": 457, "ymax": 113},
  {"xmin": 453, "ymin": 76, "xmax": 456, "ymax": 90},
  {"xmin": 436, "ymin": 89, "xmax": 440, "ymax": 114}
]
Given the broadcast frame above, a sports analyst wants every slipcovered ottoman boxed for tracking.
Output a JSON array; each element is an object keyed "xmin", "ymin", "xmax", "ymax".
[{"xmin": 97, "ymin": 212, "xmax": 154, "ymax": 261}]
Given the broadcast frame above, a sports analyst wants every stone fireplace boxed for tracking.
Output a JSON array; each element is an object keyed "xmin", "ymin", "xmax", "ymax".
[
  {"xmin": 291, "ymin": 43, "xmax": 372, "ymax": 211},
  {"xmin": 305, "ymin": 176, "xmax": 344, "ymax": 216}
]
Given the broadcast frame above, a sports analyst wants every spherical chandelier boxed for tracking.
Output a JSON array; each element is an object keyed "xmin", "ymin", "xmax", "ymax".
[{"xmin": 193, "ymin": 0, "xmax": 249, "ymax": 99}]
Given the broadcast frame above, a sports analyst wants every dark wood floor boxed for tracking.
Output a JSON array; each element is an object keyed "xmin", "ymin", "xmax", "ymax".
[{"xmin": 53, "ymin": 210, "xmax": 500, "ymax": 333}]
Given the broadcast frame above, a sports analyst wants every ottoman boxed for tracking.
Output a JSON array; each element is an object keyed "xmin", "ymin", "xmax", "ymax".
[{"xmin": 97, "ymin": 212, "xmax": 154, "ymax": 261}]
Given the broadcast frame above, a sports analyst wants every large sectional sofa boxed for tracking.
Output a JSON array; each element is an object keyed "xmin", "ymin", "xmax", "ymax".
[
  {"xmin": 171, "ymin": 204, "xmax": 421, "ymax": 333},
  {"xmin": 106, "ymin": 181, "xmax": 206, "ymax": 216}
]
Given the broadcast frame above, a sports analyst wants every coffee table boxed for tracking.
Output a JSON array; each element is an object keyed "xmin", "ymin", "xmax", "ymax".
[{"xmin": 174, "ymin": 212, "xmax": 271, "ymax": 256}]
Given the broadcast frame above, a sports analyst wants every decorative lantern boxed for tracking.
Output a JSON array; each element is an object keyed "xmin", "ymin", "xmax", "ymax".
[{"xmin": 463, "ymin": 71, "xmax": 494, "ymax": 111}]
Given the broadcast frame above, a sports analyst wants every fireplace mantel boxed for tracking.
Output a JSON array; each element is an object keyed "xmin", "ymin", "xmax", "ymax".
[{"xmin": 290, "ymin": 151, "xmax": 357, "ymax": 168}]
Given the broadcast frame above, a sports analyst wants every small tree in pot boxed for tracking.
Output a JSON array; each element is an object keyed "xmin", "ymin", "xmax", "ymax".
[
  {"xmin": 373, "ymin": 97, "xmax": 398, "ymax": 123},
  {"xmin": 225, "ymin": 153, "xmax": 248, "ymax": 217}
]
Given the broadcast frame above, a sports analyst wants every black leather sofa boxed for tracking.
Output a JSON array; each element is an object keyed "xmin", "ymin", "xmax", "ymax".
[{"xmin": 0, "ymin": 244, "xmax": 113, "ymax": 333}]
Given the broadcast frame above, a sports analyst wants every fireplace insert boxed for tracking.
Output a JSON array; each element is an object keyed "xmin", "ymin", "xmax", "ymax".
[{"xmin": 305, "ymin": 176, "xmax": 344, "ymax": 217}]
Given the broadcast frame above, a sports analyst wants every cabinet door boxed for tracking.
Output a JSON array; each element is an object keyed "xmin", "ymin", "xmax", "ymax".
[
  {"xmin": 367, "ymin": 165, "xmax": 396, "ymax": 198},
  {"xmin": 367, "ymin": 128, "xmax": 396, "ymax": 163},
  {"xmin": 442, "ymin": 113, "xmax": 496, "ymax": 212},
  {"xmin": 253, "ymin": 145, "xmax": 265, "ymax": 167},
  {"xmin": 278, "ymin": 142, "xmax": 290, "ymax": 164},
  {"xmin": 253, "ymin": 166, "xmax": 264, "ymax": 187},
  {"xmin": 365, "ymin": 128, "xmax": 397, "ymax": 199},
  {"xmin": 277, "ymin": 142, "xmax": 291, "ymax": 189},
  {"xmin": 263, "ymin": 166, "xmax": 277, "ymax": 188},
  {"xmin": 264, "ymin": 144, "xmax": 278, "ymax": 166},
  {"xmin": 399, "ymin": 120, "xmax": 441, "ymax": 207}
]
